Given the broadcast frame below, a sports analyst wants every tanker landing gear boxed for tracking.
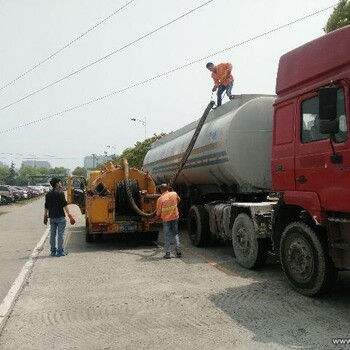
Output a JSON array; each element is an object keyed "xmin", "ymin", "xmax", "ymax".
[
  {"xmin": 280, "ymin": 222, "xmax": 338, "ymax": 296},
  {"xmin": 231, "ymin": 213, "xmax": 269, "ymax": 269}
]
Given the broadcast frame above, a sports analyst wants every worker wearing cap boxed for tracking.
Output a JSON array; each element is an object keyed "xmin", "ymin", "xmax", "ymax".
[
  {"xmin": 44, "ymin": 177, "xmax": 75, "ymax": 257},
  {"xmin": 206, "ymin": 62, "xmax": 234, "ymax": 106},
  {"xmin": 155, "ymin": 184, "xmax": 181, "ymax": 259}
]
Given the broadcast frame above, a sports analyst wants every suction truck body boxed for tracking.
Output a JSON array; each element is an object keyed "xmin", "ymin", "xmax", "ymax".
[
  {"xmin": 67, "ymin": 163, "xmax": 160, "ymax": 243},
  {"xmin": 143, "ymin": 26, "xmax": 350, "ymax": 296}
]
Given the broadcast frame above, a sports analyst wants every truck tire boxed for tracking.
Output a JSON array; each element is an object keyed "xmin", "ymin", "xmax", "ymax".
[
  {"xmin": 188, "ymin": 205, "xmax": 211, "ymax": 247},
  {"xmin": 232, "ymin": 213, "xmax": 269, "ymax": 269},
  {"xmin": 85, "ymin": 218, "xmax": 94, "ymax": 243},
  {"xmin": 280, "ymin": 222, "xmax": 338, "ymax": 296}
]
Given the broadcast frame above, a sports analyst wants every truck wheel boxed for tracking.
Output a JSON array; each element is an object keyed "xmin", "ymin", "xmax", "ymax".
[
  {"xmin": 188, "ymin": 205, "xmax": 211, "ymax": 246},
  {"xmin": 280, "ymin": 221, "xmax": 338, "ymax": 296},
  {"xmin": 85, "ymin": 218, "xmax": 94, "ymax": 243},
  {"xmin": 232, "ymin": 213, "xmax": 269, "ymax": 269}
]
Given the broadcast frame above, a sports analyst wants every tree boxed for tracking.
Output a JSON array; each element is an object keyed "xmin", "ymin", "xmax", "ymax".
[
  {"xmin": 72, "ymin": 166, "xmax": 87, "ymax": 178},
  {"xmin": 16, "ymin": 166, "xmax": 49, "ymax": 185},
  {"xmin": 51, "ymin": 167, "xmax": 68, "ymax": 177},
  {"xmin": 324, "ymin": 0, "xmax": 350, "ymax": 33},
  {"xmin": 0, "ymin": 167, "xmax": 9, "ymax": 184},
  {"xmin": 5, "ymin": 162, "xmax": 17, "ymax": 185},
  {"xmin": 116, "ymin": 133, "xmax": 167, "ymax": 169}
]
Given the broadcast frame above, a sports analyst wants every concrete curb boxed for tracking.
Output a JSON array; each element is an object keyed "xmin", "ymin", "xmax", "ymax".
[{"xmin": 0, "ymin": 228, "xmax": 49, "ymax": 335}]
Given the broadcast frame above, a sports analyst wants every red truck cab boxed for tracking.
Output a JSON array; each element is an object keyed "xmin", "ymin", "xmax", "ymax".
[{"xmin": 272, "ymin": 25, "xmax": 350, "ymax": 295}]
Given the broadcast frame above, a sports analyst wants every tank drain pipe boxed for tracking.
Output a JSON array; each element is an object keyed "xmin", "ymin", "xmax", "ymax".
[
  {"xmin": 123, "ymin": 100, "xmax": 215, "ymax": 218},
  {"xmin": 169, "ymin": 100, "xmax": 215, "ymax": 188}
]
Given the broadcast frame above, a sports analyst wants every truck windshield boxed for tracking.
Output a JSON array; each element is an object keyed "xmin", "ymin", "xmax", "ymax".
[{"xmin": 301, "ymin": 88, "xmax": 347, "ymax": 143}]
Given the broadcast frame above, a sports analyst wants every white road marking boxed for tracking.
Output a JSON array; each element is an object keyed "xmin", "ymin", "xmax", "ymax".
[{"xmin": 0, "ymin": 227, "xmax": 49, "ymax": 334}]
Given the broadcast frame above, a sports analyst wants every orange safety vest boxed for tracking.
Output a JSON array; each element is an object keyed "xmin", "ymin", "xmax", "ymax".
[
  {"xmin": 156, "ymin": 191, "xmax": 180, "ymax": 222},
  {"xmin": 211, "ymin": 62, "xmax": 233, "ymax": 87}
]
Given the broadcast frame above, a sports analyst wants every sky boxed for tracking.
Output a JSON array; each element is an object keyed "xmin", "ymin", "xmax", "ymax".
[{"xmin": 0, "ymin": 0, "xmax": 338, "ymax": 171}]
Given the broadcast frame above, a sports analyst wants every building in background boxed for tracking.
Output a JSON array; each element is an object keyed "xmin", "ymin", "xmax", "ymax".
[
  {"xmin": 21, "ymin": 160, "xmax": 52, "ymax": 169},
  {"xmin": 84, "ymin": 154, "xmax": 114, "ymax": 170}
]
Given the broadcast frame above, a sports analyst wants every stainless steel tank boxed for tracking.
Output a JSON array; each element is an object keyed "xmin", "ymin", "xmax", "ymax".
[{"xmin": 143, "ymin": 95, "xmax": 275, "ymax": 192}]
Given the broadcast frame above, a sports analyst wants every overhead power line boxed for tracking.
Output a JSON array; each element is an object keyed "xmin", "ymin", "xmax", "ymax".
[
  {"xmin": 0, "ymin": 0, "xmax": 215, "ymax": 113},
  {"xmin": 0, "ymin": 152, "xmax": 81, "ymax": 159},
  {"xmin": 11, "ymin": 157, "xmax": 80, "ymax": 160},
  {"xmin": 0, "ymin": 0, "xmax": 136, "ymax": 93},
  {"xmin": 0, "ymin": 4, "xmax": 336, "ymax": 135},
  {"xmin": 0, "ymin": 152, "xmax": 58, "ymax": 157}
]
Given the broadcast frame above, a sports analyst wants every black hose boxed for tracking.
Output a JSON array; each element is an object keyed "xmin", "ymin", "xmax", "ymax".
[
  {"xmin": 169, "ymin": 100, "xmax": 215, "ymax": 188},
  {"xmin": 123, "ymin": 100, "xmax": 215, "ymax": 218},
  {"xmin": 123, "ymin": 159, "xmax": 156, "ymax": 218}
]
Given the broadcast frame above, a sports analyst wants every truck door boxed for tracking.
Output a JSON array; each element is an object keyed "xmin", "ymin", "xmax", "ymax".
[
  {"xmin": 67, "ymin": 175, "xmax": 86, "ymax": 214},
  {"xmin": 295, "ymin": 87, "xmax": 350, "ymax": 213}
]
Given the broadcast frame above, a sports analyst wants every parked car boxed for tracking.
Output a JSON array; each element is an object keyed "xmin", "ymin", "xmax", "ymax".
[
  {"xmin": 9, "ymin": 186, "xmax": 23, "ymax": 201},
  {"xmin": 0, "ymin": 194, "xmax": 8, "ymax": 205},
  {"xmin": 36, "ymin": 183, "xmax": 51, "ymax": 193},
  {"xmin": 13, "ymin": 186, "xmax": 31, "ymax": 199},
  {"xmin": 0, "ymin": 185, "xmax": 15, "ymax": 204},
  {"xmin": 24, "ymin": 186, "xmax": 41, "ymax": 197}
]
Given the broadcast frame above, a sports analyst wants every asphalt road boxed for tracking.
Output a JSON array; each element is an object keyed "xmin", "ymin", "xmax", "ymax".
[
  {"xmin": 0, "ymin": 198, "xmax": 350, "ymax": 350},
  {"xmin": 0, "ymin": 197, "xmax": 46, "ymax": 302}
]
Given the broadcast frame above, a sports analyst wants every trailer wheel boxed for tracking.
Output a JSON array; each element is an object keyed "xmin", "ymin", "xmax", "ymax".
[
  {"xmin": 280, "ymin": 222, "xmax": 338, "ymax": 296},
  {"xmin": 85, "ymin": 218, "xmax": 94, "ymax": 243},
  {"xmin": 188, "ymin": 205, "xmax": 211, "ymax": 246},
  {"xmin": 232, "ymin": 213, "xmax": 269, "ymax": 269}
]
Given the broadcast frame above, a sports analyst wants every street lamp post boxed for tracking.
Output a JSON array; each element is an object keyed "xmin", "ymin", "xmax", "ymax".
[
  {"xmin": 130, "ymin": 117, "xmax": 146, "ymax": 140},
  {"xmin": 107, "ymin": 145, "xmax": 116, "ymax": 152},
  {"xmin": 107, "ymin": 145, "xmax": 117, "ymax": 159}
]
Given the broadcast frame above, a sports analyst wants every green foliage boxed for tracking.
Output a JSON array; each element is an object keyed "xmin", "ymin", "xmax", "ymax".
[
  {"xmin": 116, "ymin": 133, "xmax": 167, "ymax": 169},
  {"xmin": 0, "ymin": 167, "xmax": 9, "ymax": 184},
  {"xmin": 17, "ymin": 166, "xmax": 46, "ymax": 185},
  {"xmin": 72, "ymin": 166, "xmax": 88, "ymax": 178},
  {"xmin": 14, "ymin": 165, "xmax": 68, "ymax": 185},
  {"xmin": 324, "ymin": 1, "xmax": 350, "ymax": 33},
  {"xmin": 5, "ymin": 162, "xmax": 17, "ymax": 185},
  {"xmin": 95, "ymin": 163, "xmax": 106, "ymax": 170},
  {"xmin": 51, "ymin": 167, "xmax": 68, "ymax": 177}
]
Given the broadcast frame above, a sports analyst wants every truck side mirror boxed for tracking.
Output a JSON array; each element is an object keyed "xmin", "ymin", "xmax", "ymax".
[{"xmin": 319, "ymin": 87, "xmax": 339, "ymax": 134}]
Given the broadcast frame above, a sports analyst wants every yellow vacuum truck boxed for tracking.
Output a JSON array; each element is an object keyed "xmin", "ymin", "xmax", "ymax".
[{"xmin": 67, "ymin": 161, "xmax": 160, "ymax": 242}]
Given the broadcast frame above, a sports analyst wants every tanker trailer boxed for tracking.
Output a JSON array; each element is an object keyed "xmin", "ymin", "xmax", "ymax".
[
  {"xmin": 144, "ymin": 27, "xmax": 350, "ymax": 297},
  {"xmin": 143, "ymin": 94, "xmax": 277, "ymax": 268},
  {"xmin": 67, "ymin": 162, "xmax": 160, "ymax": 243}
]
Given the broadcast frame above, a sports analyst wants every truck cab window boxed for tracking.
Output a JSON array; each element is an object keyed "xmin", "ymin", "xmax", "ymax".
[{"xmin": 301, "ymin": 88, "xmax": 347, "ymax": 143}]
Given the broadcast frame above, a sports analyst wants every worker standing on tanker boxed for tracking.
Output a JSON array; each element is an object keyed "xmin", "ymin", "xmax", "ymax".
[
  {"xmin": 206, "ymin": 62, "xmax": 234, "ymax": 106},
  {"xmin": 44, "ymin": 177, "xmax": 75, "ymax": 257},
  {"xmin": 155, "ymin": 184, "xmax": 181, "ymax": 259}
]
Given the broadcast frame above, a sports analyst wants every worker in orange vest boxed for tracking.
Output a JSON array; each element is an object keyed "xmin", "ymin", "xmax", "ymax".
[
  {"xmin": 206, "ymin": 62, "xmax": 234, "ymax": 106},
  {"xmin": 155, "ymin": 183, "xmax": 181, "ymax": 259}
]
